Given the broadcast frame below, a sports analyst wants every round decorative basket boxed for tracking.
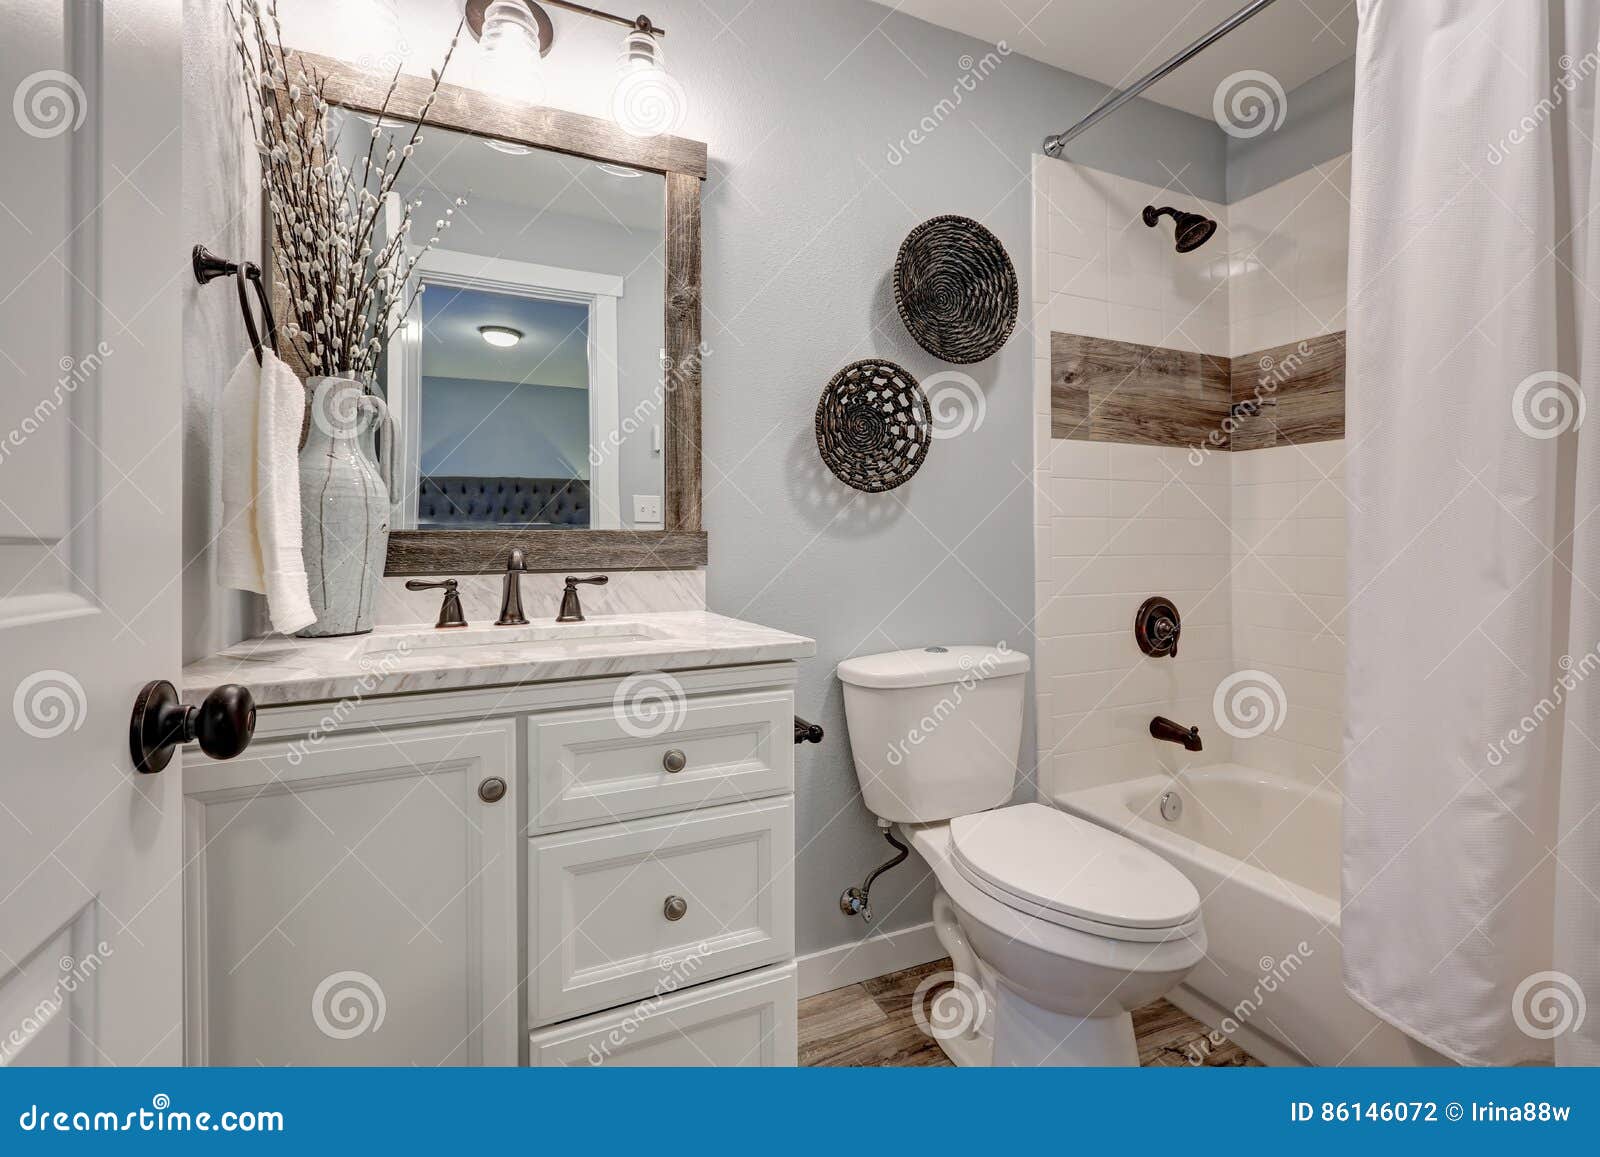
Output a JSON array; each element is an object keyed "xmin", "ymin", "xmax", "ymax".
[
  {"xmin": 814, "ymin": 359, "xmax": 932, "ymax": 493},
  {"xmin": 894, "ymin": 215, "xmax": 1019, "ymax": 364}
]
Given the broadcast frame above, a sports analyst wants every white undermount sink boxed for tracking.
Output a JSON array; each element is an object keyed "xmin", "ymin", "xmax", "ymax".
[{"xmin": 354, "ymin": 620, "xmax": 670, "ymax": 659}]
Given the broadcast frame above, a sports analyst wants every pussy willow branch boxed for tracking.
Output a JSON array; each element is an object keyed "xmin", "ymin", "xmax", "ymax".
[{"xmin": 232, "ymin": 0, "xmax": 463, "ymax": 379}]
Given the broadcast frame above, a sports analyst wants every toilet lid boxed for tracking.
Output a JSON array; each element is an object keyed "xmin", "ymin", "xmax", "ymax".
[{"xmin": 949, "ymin": 803, "xmax": 1200, "ymax": 930}]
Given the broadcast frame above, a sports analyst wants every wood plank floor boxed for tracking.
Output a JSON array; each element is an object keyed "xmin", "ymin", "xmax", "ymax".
[{"xmin": 799, "ymin": 959, "xmax": 1261, "ymax": 1067}]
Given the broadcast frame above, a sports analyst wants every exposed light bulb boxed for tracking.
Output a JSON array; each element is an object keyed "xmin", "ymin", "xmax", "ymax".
[
  {"xmin": 610, "ymin": 29, "xmax": 685, "ymax": 138},
  {"xmin": 474, "ymin": 0, "xmax": 546, "ymax": 106},
  {"xmin": 479, "ymin": 325, "xmax": 524, "ymax": 348}
]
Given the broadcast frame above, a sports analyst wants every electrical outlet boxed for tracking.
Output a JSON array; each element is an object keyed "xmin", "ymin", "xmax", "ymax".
[{"xmin": 633, "ymin": 494, "xmax": 662, "ymax": 524}]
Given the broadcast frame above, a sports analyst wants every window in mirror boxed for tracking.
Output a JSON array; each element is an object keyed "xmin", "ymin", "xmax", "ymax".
[{"xmin": 415, "ymin": 286, "xmax": 593, "ymax": 529}]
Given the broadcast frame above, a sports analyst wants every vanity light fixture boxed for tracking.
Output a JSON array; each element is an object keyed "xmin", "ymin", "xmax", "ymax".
[
  {"xmin": 478, "ymin": 325, "xmax": 524, "ymax": 348},
  {"xmin": 469, "ymin": 0, "xmax": 550, "ymax": 106},
  {"xmin": 610, "ymin": 25, "xmax": 684, "ymax": 138},
  {"xmin": 464, "ymin": 1, "xmax": 680, "ymax": 137}
]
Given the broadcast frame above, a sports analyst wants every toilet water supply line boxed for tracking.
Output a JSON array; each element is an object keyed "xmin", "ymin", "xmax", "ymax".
[{"xmin": 839, "ymin": 821, "xmax": 910, "ymax": 921}]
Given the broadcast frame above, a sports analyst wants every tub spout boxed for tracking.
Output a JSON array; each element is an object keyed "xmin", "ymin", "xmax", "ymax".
[{"xmin": 1150, "ymin": 716, "xmax": 1203, "ymax": 752}]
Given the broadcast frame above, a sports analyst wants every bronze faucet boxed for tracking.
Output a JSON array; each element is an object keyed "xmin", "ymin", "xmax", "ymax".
[
  {"xmin": 1150, "ymin": 716, "xmax": 1203, "ymax": 752},
  {"xmin": 557, "ymin": 575, "xmax": 609, "ymax": 623},
  {"xmin": 496, "ymin": 549, "xmax": 529, "ymax": 626}
]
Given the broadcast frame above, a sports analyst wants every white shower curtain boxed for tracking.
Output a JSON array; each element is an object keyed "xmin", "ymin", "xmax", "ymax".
[{"xmin": 1344, "ymin": 0, "xmax": 1600, "ymax": 1066}]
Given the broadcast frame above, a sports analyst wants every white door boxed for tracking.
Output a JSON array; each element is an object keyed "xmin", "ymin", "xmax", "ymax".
[{"xmin": 0, "ymin": 0, "xmax": 184, "ymax": 1065}]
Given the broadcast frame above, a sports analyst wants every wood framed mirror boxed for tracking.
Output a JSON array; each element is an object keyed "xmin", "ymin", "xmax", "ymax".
[{"xmin": 272, "ymin": 49, "xmax": 706, "ymax": 575}]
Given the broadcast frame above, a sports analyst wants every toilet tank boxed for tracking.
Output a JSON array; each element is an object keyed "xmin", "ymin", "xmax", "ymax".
[{"xmin": 837, "ymin": 645, "xmax": 1031, "ymax": 823}]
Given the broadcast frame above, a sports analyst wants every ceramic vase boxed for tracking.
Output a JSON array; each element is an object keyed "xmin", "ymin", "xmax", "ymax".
[{"xmin": 297, "ymin": 375, "xmax": 391, "ymax": 637}]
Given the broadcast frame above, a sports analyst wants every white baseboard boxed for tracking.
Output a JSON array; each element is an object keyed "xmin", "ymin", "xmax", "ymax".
[{"xmin": 796, "ymin": 921, "xmax": 946, "ymax": 999}]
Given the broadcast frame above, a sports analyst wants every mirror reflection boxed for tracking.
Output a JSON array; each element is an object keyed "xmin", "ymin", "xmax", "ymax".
[{"xmin": 333, "ymin": 112, "xmax": 667, "ymax": 532}]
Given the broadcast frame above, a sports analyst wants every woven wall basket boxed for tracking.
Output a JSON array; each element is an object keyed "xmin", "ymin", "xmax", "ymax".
[
  {"xmin": 815, "ymin": 359, "xmax": 932, "ymax": 493},
  {"xmin": 894, "ymin": 215, "xmax": 1019, "ymax": 364}
]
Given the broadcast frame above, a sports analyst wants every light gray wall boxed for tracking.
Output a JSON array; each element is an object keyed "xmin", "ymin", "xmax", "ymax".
[
  {"xmin": 1226, "ymin": 57, "xmax": 1355, "ymax": 203},
  {"xmin": 184, "ymin": 0, "xmax": 1228, "ymax": 958},
  {"xmin": 640, "ymin": 2, "xmax": 1224, "ymax": 956},
  {"xmin": 419, "ymin": 376, "xmax": 590, "ymax": 480}
]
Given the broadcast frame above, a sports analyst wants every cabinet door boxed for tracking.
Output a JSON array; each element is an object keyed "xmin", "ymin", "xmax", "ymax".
[{"xmin": 184, "ymin": 720, "xmax": 519, "ymax": 1066}]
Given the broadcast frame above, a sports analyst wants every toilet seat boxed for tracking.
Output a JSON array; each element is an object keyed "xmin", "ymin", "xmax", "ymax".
[{"xmin": 947, "ymin": 803, "xmax": 1201, "ymax": 943}]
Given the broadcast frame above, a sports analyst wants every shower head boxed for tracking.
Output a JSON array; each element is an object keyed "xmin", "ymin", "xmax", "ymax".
[{"xmin": 1142, "ymin": 205, "xmax": 1218, "ymax": 253}]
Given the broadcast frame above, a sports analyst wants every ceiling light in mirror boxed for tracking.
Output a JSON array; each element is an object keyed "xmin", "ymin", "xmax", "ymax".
[
  {"xmin": 478, "ymin": 325, "xmax": 525, "ymax": 348},
  {"xmin": 610, "ymin": 28, "xmax": 685, "ymax": 138},
  {"xmin": 474, "ymin": 0, "xmax": 546, "ymax": 106}
]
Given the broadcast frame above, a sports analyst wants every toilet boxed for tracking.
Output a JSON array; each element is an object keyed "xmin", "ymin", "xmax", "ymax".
[{"xmin": 837, "ymin": 646, "xmax": 1205, "ymax": 1067}]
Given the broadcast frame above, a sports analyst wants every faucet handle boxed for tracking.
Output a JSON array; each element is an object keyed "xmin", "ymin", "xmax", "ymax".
[
  {"xmin": 405, "ymin": 579, "xmax": 468, "ymax": 629},
  {"xmin": 556, "ymin": 575, "xmax": 609, "ymax": 624}
]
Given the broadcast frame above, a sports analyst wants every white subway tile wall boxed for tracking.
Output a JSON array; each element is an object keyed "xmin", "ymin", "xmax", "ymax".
[
  {"xmin": 1031, "ymin": 154, "xmax": 1351, "ymax": 797},
  {"xmin": 1227, "ymin": 155, "xmax": 1350, "ymax": 357},
  {"xmin": 1229, "ymin": 441, "xmax": 1348, "ymax": 781}
]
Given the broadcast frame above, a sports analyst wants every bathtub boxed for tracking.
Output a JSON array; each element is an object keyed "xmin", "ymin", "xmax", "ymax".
[{"xmin": 1057, "ymin": 763, "xmax": 1446, "ymax": 1067}]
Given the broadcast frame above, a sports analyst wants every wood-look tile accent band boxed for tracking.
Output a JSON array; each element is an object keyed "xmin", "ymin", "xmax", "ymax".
[{"xmin": 1050, "ymin": 330, "xmax": 1346, "ymax": 451}]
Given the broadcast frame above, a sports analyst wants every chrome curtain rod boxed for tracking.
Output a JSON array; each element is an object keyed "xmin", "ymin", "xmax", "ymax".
[{"xmin": 1043, "ymin": 0, "xmax": 1280, "ymax": 157}]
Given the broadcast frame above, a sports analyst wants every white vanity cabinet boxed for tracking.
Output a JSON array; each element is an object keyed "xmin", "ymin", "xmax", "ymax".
[{"xmin": 182, "ymin": 661, "xmax": 801, "ymax": 1067}]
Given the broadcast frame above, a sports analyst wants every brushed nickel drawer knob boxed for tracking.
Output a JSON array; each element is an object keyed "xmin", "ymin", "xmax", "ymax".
[
  {"xmin": 662, "ymin": 749, "xmax": 687, "ymax": 774},
  {"xmin": 478, "ymin": 776, "xmax": 507, "ymax": 804},
  {"xmin": 663, "ymin": 895, "xmax": 688, "ymax": 922}
]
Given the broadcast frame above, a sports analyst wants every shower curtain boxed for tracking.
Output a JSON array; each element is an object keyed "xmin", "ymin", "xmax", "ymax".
[{"xmin": 1343, "ymin": 0, "xmax": 1600, "ymax": 1066}]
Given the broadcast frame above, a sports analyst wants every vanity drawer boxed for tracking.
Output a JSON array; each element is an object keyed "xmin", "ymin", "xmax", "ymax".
[
  {"xmin": 528, "ymin": 797, "xmax": 795, "ymax": 1026},
  {"xmin": 525, "ymin": 689, "xmax": 793, "ymax": 832},
  {"xmin": 527, "ymin": 963, "xmax": 798, "ymax": 1067}
]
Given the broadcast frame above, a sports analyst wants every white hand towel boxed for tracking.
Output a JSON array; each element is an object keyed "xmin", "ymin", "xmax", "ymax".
[
  {"xmin": 217, "ymin": 352, "xmax": 264, "ymax": 594},
  {"xmin": 218, "ymin": 350, "xmax": 316, "ymax": 634}
]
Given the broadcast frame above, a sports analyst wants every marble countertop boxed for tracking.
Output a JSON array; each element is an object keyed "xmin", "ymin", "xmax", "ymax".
[{"xmin": 182, "ymin": 612, "xmax": 816, "ymax": 707}]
